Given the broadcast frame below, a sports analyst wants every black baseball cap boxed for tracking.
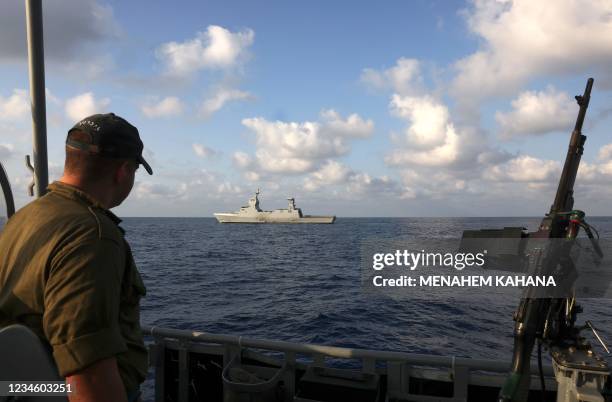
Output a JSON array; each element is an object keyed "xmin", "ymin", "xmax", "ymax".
[{"xmin": 67, "ymin": 113, "xmax": 153, "ymax": 175}]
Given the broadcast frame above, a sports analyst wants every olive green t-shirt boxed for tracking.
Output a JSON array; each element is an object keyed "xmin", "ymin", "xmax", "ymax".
[{"xmin": 0, "ymin": 181, "xmax": 147, "ymax": 393}]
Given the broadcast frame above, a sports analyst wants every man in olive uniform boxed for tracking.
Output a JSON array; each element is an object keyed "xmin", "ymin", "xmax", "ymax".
[{"xmin": 0, "ymin": 113, "xmax": 153, "ymax": 402}]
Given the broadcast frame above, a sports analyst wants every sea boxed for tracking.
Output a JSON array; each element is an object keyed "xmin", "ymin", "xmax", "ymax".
[{"xmin": 2, "ymin": 216, "xmax": 612, "ymax": 399}]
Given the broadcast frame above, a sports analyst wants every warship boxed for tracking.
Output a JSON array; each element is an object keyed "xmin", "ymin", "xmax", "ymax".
[
  {"xmin": 1, "ymin": 2, "xmax": 610, "ymax": 402},
  {"xmin": 214, "ymin": 189, "xmax": 335, "ymax": 224}
]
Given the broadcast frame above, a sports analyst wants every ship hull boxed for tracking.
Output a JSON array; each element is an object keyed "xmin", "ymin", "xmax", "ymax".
[{"xmin": 214, "ymin": 213, "xmax": 335, "ymax": 224}]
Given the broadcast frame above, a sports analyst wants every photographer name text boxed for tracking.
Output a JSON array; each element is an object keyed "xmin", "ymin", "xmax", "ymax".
[{"xmin": 372, "ymin": 275, "xmax": 556, "ymax": 287}]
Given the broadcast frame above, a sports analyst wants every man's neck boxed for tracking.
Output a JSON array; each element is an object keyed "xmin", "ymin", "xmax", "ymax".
[{"xmin": 58, "ymin": 176, "xmax": 114, "ymax": 209}]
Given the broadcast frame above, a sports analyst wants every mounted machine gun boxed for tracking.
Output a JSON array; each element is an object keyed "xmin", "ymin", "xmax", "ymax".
[{"xmin": 465, "ymin": 78, "xmax": 611, "ymax": 401}]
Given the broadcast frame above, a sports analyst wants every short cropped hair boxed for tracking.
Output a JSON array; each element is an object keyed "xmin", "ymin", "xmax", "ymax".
[{"xmin": 64, "ymin": 130, "xmax": 130, "ymax": 181}]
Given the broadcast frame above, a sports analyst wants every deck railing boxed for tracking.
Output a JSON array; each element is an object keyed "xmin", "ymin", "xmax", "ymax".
[{"xmin": 143, "ymin": 325, "xmax": 556, "ymax": 402}]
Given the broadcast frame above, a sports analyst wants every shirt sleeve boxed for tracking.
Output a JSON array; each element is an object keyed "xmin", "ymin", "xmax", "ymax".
[{"xmin": 43, "ymin": 234, "xmax": 127, "ymax": 376}]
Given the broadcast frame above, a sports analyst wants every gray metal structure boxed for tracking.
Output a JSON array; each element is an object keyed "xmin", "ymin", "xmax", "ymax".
[
  {"xmin": 552, "ymin": 345, "xmax": 609, "ymax": 402},
  {"xmin": 0, "ymin": 162, "xmax": 15, "ymax": 219},
  {"xmin": 25, "ymin": 0, "xmax": 48, "ymax": 198}
]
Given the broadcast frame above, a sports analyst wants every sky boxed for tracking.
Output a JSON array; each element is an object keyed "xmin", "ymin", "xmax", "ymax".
[{"xmin": 1, "ymin": 0, "xmax": 612, "ymax": 217}]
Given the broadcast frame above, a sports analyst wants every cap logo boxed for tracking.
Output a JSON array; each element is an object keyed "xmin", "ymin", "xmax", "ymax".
[{"xmin": 77, "ymin": 120, "xmax": 101, "ymax": 132}]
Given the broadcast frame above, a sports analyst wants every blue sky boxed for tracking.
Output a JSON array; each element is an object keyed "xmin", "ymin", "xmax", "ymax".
[{"xmin": 1, "ymin": 0, "xmax": 612, "ymax": 217}]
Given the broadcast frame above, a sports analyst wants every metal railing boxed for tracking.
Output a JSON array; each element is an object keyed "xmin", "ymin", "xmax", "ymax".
[{"xmin": 143, "ymin": 325, "xmax": 556, "ymax": 402}]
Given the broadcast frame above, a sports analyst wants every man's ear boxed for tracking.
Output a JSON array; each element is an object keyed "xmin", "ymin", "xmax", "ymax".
[{"xmin": 113, "ymin": 160, "xmax": 132, "ymax": 184}]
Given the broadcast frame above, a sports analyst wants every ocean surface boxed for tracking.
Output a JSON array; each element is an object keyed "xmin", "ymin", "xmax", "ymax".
[
  {"xmin": 2, "ymin": 216, "xmax": 612, "ymax": 399},
  {"xmin": 120, "ymin": 217, "xmax": 612, "ymax": 356}
]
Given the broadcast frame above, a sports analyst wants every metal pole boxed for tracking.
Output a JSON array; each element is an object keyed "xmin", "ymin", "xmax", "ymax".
[
  {"xmin": 0, "ymin": 162, "xmax": 15, "ymax": 218},
  {"xmin": 25, "ymin": 0, "xmax": 48, "ymax": 198}
]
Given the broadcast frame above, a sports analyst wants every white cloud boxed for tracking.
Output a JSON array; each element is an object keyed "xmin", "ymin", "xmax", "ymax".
[
  {"xmin": 400, "ymin": 169, "xmax": 472, "ymax": 199},
  {"xmin": 597, "ymin": 144, "xmax": 612, "ymax": 161},
  {"xmin": 156, "ymin": 25, "xmax": 254, "ymax": 76},
  {"xmin": 65, "ymin": 92, "xmax": 110, "ymax": 123},
  {"xmin": 385, "ymin": 95, "xmax": 465, "ymax": 167},
  {"xmin": 217, "ymin": 182, "xmax": 243, "ymax": 194},
  {"xmin": 363, "ymin": 57, "xmax": 520, "ymax": 200},
  {"xmin": 141, "ymin": 97, "xmax": 184, "ymax": 118},
  {"xmin": 192, "ymin": 143, "xmax": 218, "ymax": 158},
  {"xmin": 244, "ymin": 171, "xmax": 260, "ymax": 182},
  {"xmin": 0, "ymin": 144, "xmax": 14, "ymax": 160},
  {"xmin": 302, "ymin": 160, "xmax": 397, "ymax": 197},
  {"xmin": 134, "ymin": 181, "xmax": 187, "ymax": 200},
  {"xmin": 131, "ymin": 168, "xmax": 250, "ymax": 205},
  {"xmin": 495, "ymin": 87, "xmax": 575, "ymax": 138},
  {"xmin": 45, "ymin": 88, "xmax": 61, "ymax": 106},
  {"xmin": 0, "ymin": 89, "xmax": 29, "ymax": 121},
  {"xmin": 187, "ymin": 169, "xmax": 221, "ymax": 187},
  {"xmin": 390, "ymin": 95, "xmax": 450, "ymax": 148},
  {"xmin": 303, "ymin": 160, "xmax": 352, "ymax": 191},
  {"xmin": 199, "ymin": 88, "xmax": 253, "ymax": 118},
  {"xmin": 600, "ymin": 161, "xmax": 612, "ymax": 176},
  {"xmin": 232, "ymin": 151, "xmax": 253, "ymax": 168},
  {"xmin": 347, "ymin": 173, "xmax": 396, "ymax": 195},
  {"xmin": 484, "ymin": 155, "xmax": 560, "ymax": 183},
  {"xmin": 476, "ymin": 149, "xmax": 513, "ymax": 165},
  {"xmin": 578, "ymin": 162, "xmax": 601, "ymax": 182},
  {"xmin": 320, "ymin": 110, "xmax": 374, "ymax": 139},
  {"xmin": 363, "ymin": 1, "xmax": 612, "ymax": 207},
  {"xmin": 380, "ymin": 86, "xmax": 577, "ymax": 200},
  {"xmin": 241, "ymin": 110, "xmax": 374, "ymax": 174},
  {"xmin": 452, "ymin": 0, "xmax": 612, "ymax": 102},
  {"xmin": 577, "ymin": 160, "xmax": 612, "ymax": 184},
  {"xmin": 361, "ymin": 58, "xmax": 423, "ymax": 95}
]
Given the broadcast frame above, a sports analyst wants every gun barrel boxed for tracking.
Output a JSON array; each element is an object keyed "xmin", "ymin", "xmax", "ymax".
[
  {"xmin": 574, "ymin": 78, "xmax": 594, "ymax": 132},
  {"xmin": 550, "ymin": 78, "xmax": 593, "ymax": 214},
  {"xmin": 500, "ymin": 79, "xmax": 596, "ymax": 402}
]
